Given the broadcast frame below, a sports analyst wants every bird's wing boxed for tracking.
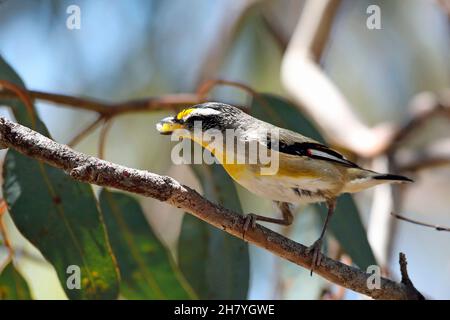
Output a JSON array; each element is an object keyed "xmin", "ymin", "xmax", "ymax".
[{"xmin": 265, "ymin": 130, "xmax": 360, "ymax": 168}]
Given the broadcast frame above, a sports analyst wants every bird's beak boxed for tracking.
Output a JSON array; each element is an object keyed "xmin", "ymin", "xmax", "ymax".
[{"xmin": 156, "ymin": 116, "xmax": 185, "ymax": 135}]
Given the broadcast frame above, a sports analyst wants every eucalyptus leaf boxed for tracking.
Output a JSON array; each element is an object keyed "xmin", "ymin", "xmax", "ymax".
[
  {"xmin": 0, "ymin": 262, "xmax": 32, "ymax": 300},
  {"xmin": 317, "ymin": 194, "xmax": 376, "ymax": 269},
  {"xmin": 100, "ymin": 189, "xmax": 195, "ymax": 299},
  {"xmin": 179, "ymin": 164, "xmax": 250, "ymax": 299},
  {"xmin": 1, "ymin": 55, "xmax": 119, "ymax": 299}
]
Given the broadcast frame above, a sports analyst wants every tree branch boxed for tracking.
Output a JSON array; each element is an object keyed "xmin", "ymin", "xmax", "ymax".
[
  {"xmin": 399, "ymin": 253, "xmax": 425, "ymax": 300},
  {"xmin": 384, "ymin": 92, "xmax": 450, "ymax": 155},
  {"xmin": 392, "ymin": 213, "xmax": 450, "ymax": 232},
  {"xmin": 0, "ymin": 80, "xmax": 254, "ymax": 149},
  {"xmin": 0, "ymin": 116, "xmax": 424, "ymax": 300},
  {"xmin": 281, "ymin": 0, "xmax": 397, "ymax": 157},
  {"xmin": 67, "ymin": 115, "xmax": 104, "ymax": 147},
  {"xmin": 0, "ymin": 89, "xmax": 201, "ymax": 116},
  {"xmin": 0, "ymin": 200, "xmax": 14, "ymax": 271}
]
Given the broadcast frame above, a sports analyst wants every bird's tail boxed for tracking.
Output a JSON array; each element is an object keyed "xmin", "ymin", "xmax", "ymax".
[
  {"xmin": 342, "ymin": 168, "xmax": 413, "ymax": 193},
  {"xmin": 372, "ymin": 174, "xmax": 413, "ymax": 183}
]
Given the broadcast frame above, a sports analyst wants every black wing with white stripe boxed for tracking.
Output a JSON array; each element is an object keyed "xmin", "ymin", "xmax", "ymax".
[{"xmin": 267, "ymin": 138, "xmax": 359, "ymax": 168}]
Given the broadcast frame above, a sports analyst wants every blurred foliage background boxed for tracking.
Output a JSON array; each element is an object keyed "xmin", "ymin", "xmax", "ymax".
[{"xmin": 0, "ymin": 0, "xmax": 449, "ymax": 300}]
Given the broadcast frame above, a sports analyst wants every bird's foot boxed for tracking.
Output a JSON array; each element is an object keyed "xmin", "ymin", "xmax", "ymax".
[
  {"xmin": 243, "ymin": 213, "xmax": 257, "ymax": 232},
  {"xmin": 243, "ymin": 212, "xmax": 295, "ymax": 238},
  {"xmin": 306, "ymin": 239, "xmax": 323, "ymax": 276}
]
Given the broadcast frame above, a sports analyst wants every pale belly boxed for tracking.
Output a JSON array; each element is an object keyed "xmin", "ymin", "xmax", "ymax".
[
  {"xmin": 223, "ymin": 163, "xmax": 334, "ymax": 204},
  {"xmin": 197, "ymin": 140, "xmax": 342, "ymax": 204},
  {"xmin": 240, "ymin": 175, "xmax": 330, "ymax": 203}
]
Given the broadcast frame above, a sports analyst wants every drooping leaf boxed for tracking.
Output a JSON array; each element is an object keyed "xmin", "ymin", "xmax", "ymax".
[
  {"xmin": 251, "ymin": 94, "xmax": 325, "ymax": 144},
  {"xmin": 177, "ymin": 215, "xmax": 208, "ymax": 295},
  {"xmin": 0, "ymin": 262, "xmax": 32, "ymax": 300},
  {"xmin": 100, "ymin": 189, "xmax": 195, "ymax": 299},
  {"xmin": 3, "ymin": 152, "xmax": 120, "ymax": 299},
  {"xmin": 0, "ymin": 56, "xmax": 119, "ymax": 299},
  {"xmin": 317, "ymin": 194, "xmax": 376, "ymax": 269},
  {"xmin": 251, "ymin": 93, "xmax": 377, "ymax": 268},
  {"xmin": 179, "ymin": 164, "xmax": 250, "ymax": 299}
]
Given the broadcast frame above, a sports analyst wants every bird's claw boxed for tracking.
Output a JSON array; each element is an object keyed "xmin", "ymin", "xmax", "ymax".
[
  {"xmin": 306, "ymin": 239, "xmax": 323, "ymax": 276},
  {"xmin": 243, "ymin": 213, "xmax": 257, "ymax": 232}
]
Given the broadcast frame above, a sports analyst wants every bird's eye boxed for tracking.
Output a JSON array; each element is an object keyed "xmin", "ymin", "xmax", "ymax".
[{"xmin": 177, "ymin": 107, "xmax": 221, "ymax": 126}]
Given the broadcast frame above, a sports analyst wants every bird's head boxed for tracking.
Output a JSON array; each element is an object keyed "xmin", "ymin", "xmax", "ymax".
[{"xmin": 156, "ymin": 102, "xmax": 244, "ymax": 135}]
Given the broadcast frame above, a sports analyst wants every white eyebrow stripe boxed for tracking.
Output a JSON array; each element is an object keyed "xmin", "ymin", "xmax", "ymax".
[{"xmin": 183, "ymin": 108, "xmax": 221, "ymax": 120}]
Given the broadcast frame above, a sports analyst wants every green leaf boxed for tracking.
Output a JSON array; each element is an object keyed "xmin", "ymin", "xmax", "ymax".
[
  {"xmin": 251, "ymin": 93, "xmax": 377, "ymax": 268},
  {"xmin": 1, "ymin": 56, "xmax": 119, "ymax": 299},
  {"xmin": 0, "ymin": 262, "xmax": 32, "ymax": 300},
  {"xmin": 178, "ymin": 164, "xmax": 250, "ymax": 299},
  {"xmin": 0, "ymin": 55, "xmax": 43, "ymax": 130},
  {"xmin": 251, "ymin": 94, "xmax": 325, "ymax": 144},
  {"xmin": 317, "ymin": 194, "xmax": 376, "ymax": 269},
  {"xmin": 100, "ymin": 189, "xmax": 195, "ymax": 299},
  {"xmin": 3, "ymin": 152, "xmax": 120, "ymax": 299}
]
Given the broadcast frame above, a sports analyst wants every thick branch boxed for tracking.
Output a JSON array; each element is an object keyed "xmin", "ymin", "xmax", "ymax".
[
  {"xmin": 0, "ymin": 117, "xmax": 423, "ymax": 300},
  {"xmin": 281, "ymin": 0, "xmax": 396, "ymax": 157}
]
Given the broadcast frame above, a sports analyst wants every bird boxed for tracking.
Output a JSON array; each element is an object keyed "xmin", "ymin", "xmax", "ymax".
[{"xmin": 156, "ymin": 102, "xmax": 413, "ymax": 273}]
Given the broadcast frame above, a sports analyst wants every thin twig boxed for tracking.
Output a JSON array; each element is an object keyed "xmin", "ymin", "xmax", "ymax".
[
  {"xmin": 399, "ymin": 253, "xmax": 411, "ymax": 284},
  {"xmin": 0, "ymin": 200, "xmax": 13, "ymax": 255},
  {"xmin": 0, "ymin": 116, "xmax": 424, "ymax": 300},
  {"xmin": 0, "ymin": 80, "xmax": 36, "ymax": 127},
  {"xmin": 67, "ymin": 115, "xmax": 104, "ymax": 147},
  {"xmin": 0, "ymin": 200, "xmax": 14, "ymax": 270},
  {"xmin": 196, "ymin": 79, "xmax": 272, "ymax": 113},
  {"xmin": 196, "ymin": 79, "xmax": 258, "ymax": 101},
  {"xmin": 0, "ymin": 245, "xmax": 47, "ymax": 265},
  {"xmin": 261, "ymin": 14, "xmax": 288, "ymax": 52},
  {"xmin": 399, "ymin": 253, "xmax": 425, "ymax": 299},
  {"xmin": 98, "ymin": 118, "xmax": 113, "ymax": 159},
  {"xmin": 392, "ymin": 213, "xmax": 450, "ymax": 232},
  {"xmin": 384, "ymin": 95, "xmax": 450, "ymax": 155}
]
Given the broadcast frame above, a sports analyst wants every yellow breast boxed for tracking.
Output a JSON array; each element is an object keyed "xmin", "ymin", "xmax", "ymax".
[
  {"xmin": 184, "ymin": 135, "xmax": 332, "ymax": 186},
  {"xmin": 184, "ymin": 135, "xmax": 247, "ymax": 181}
]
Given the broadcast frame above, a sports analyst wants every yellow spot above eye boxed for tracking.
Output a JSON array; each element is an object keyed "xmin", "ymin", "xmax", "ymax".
[{"xmin": 176, "ymin": 108, "xmax": 195, "ymax": 120}]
